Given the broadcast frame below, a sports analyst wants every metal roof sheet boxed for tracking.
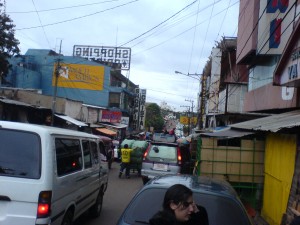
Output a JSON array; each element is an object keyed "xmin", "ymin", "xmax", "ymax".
[
  {"xmin": 230, "ymin": 110, "xmax": 300, "ymax": 132},
  {"xmin": 201, "ymin": 128, "xmax": 254, "ymax": 138},
  {"xmin": 55, "ymin": 114, "xmax": 87, "ymax": 127}
]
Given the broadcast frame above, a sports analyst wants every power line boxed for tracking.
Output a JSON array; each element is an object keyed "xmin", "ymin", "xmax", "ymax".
[
  {"xmin": 131, "ymin": 1, "xmax": 239, "ymax": 56},
  {"xmin": 118, "ymin": 0, "xmax": 198, "ymax": 47},
  {"xmin": 15, "ymin": 0, "xmax": 140, "ymax": 30},
  {"xmin": 31, "ymin": 0, "xmax": 51, "ymax": 49},
  {"xmin": 8, "ymin": 0, "xmax": 125, "ymax": 14}
]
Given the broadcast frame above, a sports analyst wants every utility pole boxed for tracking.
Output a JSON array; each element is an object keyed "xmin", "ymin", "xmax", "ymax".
[
  {"xmin": 175, "ymin": 71, "xmax": 203, "ymax": 131},
  {"xmin": 51, "ymin": 40, "xmax": 62, "ymax": 126},
  {"xmin": 180, "ymin": 105, "xmax": 190, "ymax": 135},
  {"xmin": 198, "ymin": 73, "xmax": 207, "ymax": 130},
  {"xmin": 185, "ymin": 99, "xmax": 194, "ymax": 130}
]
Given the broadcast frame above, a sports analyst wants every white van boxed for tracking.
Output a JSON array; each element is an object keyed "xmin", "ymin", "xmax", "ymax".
[{"xmin": 0, "ymin": 121, "xmax": 109, "ymax": 225}]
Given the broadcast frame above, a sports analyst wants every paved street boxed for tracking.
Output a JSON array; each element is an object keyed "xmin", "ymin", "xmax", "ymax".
[{"xmin": 74, "ymin": 161, "xmax": 144, "ymax": 225}]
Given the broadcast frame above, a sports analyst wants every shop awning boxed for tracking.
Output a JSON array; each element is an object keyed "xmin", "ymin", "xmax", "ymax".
[
  {"xmin": 55, "ymin": 114, "xmax": 87, "ymax": 127},
  {"xmin": 99, "ymin": 122, "xmax": 127, "ymax": 129},
  {"xmin": 96, "ymin": 128, "xmax": 117, "ymax": 136}
]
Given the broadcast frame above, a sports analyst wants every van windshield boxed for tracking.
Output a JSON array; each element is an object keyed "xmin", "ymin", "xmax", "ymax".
[{"xmin": 0, "ymin": 129, "xmax": 41, "ymax": 179}]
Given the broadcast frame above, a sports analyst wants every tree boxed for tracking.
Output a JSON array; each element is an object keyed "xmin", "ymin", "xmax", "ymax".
[
  {"xmin": 160, "ymin": 101, "xmax": 174, "ymax": 119},
  {"xmin": 145, "ymin": 103, "xmax": 164, "ymax": 132},
  {"xmin": 0, "ymin": 3, "xmax": 20, "ymax": 83}
]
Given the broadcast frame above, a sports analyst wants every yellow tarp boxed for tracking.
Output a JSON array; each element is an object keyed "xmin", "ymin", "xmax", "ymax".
[{"xmin": 262, "ymin": 133, "xmax": 296, "ymax": 225}]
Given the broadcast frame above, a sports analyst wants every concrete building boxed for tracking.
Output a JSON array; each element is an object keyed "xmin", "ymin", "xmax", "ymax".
[{"xmin": 1, "ymin": 49, "xmax": 141, "ymax": 137}]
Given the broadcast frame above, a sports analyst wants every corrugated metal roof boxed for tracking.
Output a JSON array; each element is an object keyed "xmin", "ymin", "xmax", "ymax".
[
  {"xmin": 230, "ymin": 110, "xmax": 300, "ymax": 132},
  {"xmin": 201, "ymin": 128, "xmax": 254, "ymax": 138},
  {"xmin": 0, "ymin": 98, "xmax": 48, "ymax": 109}
]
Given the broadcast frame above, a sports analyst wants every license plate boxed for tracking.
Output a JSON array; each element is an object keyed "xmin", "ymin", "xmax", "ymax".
[{"xmin": 153, "ymin": 163, "xmax": 168, "ymax": 171}]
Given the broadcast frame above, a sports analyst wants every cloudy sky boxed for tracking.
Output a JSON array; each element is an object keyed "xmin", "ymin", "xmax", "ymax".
[{"xmin": 6, "ymin": 0, "xmax": 239, "ymax": 112}]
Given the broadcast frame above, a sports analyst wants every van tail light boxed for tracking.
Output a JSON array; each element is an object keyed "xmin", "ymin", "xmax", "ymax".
[
  {"xmin": 37, "ymin": 191, "xmax": 52, "ymax": 218},
  {"xmin": 143, "ymin": 147, "xmax": 150, "ymax": 160},
  {"xmin": 177, "ymin": 148, "xmax": 182, "ymax": 165}
]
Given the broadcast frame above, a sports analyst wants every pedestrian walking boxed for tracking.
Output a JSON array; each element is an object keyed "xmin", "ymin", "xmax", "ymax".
[
  {"xmin": 119, "ymin": 144, "xmax": 133, "ymax": 179},
  {"xmin": 149, "ymin": 184, "xmax": 209, "ymax": 225}
]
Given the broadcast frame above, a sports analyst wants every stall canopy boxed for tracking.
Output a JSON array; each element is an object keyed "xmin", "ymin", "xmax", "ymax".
[
  {"xmin": 55, "ymin": 114, "xmax": 87, "ymax": 127},
  {"xmin": 96, "ymin": 128, "xmax": 117, "ymax": 136}
]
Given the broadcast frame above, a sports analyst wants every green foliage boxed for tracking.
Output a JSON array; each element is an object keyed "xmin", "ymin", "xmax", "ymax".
[
  {"xmin": 0, "ymin": 5, "xmax": 20, "ymax": 81},
  {"xmin": 145, "ymin": 103, "xmax": 164, "ymax": 131}
]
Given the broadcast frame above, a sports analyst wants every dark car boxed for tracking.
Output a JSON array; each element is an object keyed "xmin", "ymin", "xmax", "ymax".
[
  {"xmin": 116, "ymin": 174, "xmax": 253, "ymax": 225},
  {"xmin": 141, "ymin": 133, "xmax": 192, "ymax": 184}
]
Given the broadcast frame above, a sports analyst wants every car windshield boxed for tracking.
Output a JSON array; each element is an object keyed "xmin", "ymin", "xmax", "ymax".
[
  {"xmin": 123, "ymin": 187, "xmax": 251, "ymax": 225},
  {"xmin": 147, "ymin": 145, "xmax": 177, "ymax": 163},
  {"xmin": 0, "ymin": 129, "xmax": 41, "ymax": 179}
]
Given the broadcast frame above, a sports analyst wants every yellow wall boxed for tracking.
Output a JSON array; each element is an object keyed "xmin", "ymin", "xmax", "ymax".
[
  {"xmin": 52, "ymin": 63, "xmax": 104, "ymax": 91},
  {"xmin": 262, "ymin": 133, "xmax": 296, "ymax": 225}
]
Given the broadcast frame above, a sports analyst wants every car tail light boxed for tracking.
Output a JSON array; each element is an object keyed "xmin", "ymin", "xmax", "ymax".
[
  {"xmin": 177, "ymin": 147, "xmax": 182, "ymax": 165},
  {"xmin": 37, "ymin": 191, "xmax": 52, "ymax": 218},
  {"xmin": 143, "ymin": 147, "xmax": 150, "ymax": 160}
]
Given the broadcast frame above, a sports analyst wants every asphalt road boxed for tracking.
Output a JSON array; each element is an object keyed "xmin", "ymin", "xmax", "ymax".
[{"xmin": 74, "ymin": 161, "xmax": 144, "ymax": 225}]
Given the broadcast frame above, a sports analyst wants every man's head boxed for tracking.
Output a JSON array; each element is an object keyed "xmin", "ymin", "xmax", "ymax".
[{"xmin": 124, "ymin": 144, "xmax": 129, "ymax": 148}]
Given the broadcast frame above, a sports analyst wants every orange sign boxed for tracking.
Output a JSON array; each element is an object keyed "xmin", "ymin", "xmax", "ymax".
[
  {"xmin": 52, "ymin": 63, "xmax": 104, "ymax": 91},
  {"xmin": 180, "ymin": 116, "xmax": 197, "ymax": 125}
]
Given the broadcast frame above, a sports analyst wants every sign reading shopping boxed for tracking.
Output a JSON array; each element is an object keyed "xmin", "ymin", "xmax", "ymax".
[{"xmin": 73, "ymin": 45, "xmax": 131, "ymax": 70}]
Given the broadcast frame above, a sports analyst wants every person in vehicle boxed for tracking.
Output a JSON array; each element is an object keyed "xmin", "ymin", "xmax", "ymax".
[
  {"xmin": 119, "ymin": 144, "xmax": 133, "ymax": 179},
  {"xmin": 149, "ymin": 184, "xmax": 209, "ymax": 225},
  {"xmin": 169, "ymin": 127, "xmax": 176, "ymax": 135}
]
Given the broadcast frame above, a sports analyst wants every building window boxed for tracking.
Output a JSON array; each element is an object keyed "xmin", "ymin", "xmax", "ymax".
[{"xmin": 109, "ymin": 92, "xmax": 120, "ymax": 108}]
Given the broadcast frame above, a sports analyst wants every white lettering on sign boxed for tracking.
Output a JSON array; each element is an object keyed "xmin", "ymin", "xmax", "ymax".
[
  {"xmin": 132, "ymin": 88, "xmax": 147, "ymax": 130},
  {"xmin": 73, "ymin": 45, "xmax": 131, "ymax": 70},
  {"xmin": 281, "ymin": 87, "xmax": 294, "ymax": 101},
  {"xmin": 288, "ymin": 64, "xmax": 298, "ymax": 80}
]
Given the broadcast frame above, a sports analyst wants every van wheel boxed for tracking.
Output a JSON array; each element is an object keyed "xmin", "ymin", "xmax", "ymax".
[
  {"xmin": 89, "ymin": 191, "xmax": 103, "ymax": 218},
  {"xmin": 61, "ymin": 210, "xmax": 73, "ymax": 225}
]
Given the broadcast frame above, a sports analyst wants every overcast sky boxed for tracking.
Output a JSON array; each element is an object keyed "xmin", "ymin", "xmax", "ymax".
[{"xmin": 6, "ymin": 0, "xmax": 239, "ymax": 112}]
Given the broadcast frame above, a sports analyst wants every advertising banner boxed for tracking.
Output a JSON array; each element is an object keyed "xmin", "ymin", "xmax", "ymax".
[
  {"xmin": 99, "ymin": 110, "xmax": 122, "ymax": 123},
  {"xmin": 52, "ymin": 63, "xmax": 104, "ymax": 91}
]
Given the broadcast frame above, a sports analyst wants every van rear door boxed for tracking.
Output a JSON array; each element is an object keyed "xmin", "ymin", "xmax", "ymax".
[{"xmin": 0, "ymin": 128, "xmax": 44, "ymax": 225}]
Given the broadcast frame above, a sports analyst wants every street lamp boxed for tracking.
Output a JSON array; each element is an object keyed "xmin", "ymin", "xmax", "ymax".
[{"xmin": 175, "ymin": 71, "xmax": 201, "ymax": 81}]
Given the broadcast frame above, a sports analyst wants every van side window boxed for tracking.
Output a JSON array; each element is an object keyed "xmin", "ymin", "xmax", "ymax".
[
  {"xmin": 99, "ymin": 142, "xmax": 107, "ymax": 161},
  {"xmin": 82, "ymin": 140, "xmax": 92, "ymax": 168},
  {"xmin": 55, "ymin": 138, "xmax": 83, "ymax": 176},
  {"xmin": 90, "ymin": 141, "xmax": 99, "ymax": 164}
]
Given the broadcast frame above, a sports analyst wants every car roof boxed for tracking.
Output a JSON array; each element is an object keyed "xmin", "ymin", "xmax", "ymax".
[
  {"xmin": 144, "ymin": 174, "xmax": 238, "ymax": 198},
  {"xmin": 150, "ymin": 141, "xmax": 178, "ymax": 146}
]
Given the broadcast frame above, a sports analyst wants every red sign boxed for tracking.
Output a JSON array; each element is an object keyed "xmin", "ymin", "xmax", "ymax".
[{"xmin": 100, "ymin": 110, "xmax": 122, "ymax": 123}]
